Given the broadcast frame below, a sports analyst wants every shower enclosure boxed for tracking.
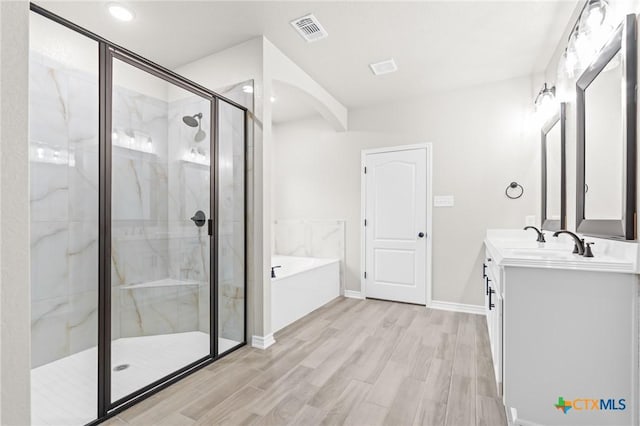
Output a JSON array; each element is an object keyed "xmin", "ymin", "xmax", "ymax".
[{"xmin": 29, "ymin": 6, "xmax": 247, "ymax": 426}]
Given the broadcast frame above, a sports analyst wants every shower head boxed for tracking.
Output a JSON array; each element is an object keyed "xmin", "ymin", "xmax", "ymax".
[{"xmin": 182, "ymin": 113, "xmax": 202, "ymax": 128}]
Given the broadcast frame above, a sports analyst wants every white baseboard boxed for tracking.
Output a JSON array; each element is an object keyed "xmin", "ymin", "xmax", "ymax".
[
  {"xmin": 251, "ymin": 333, "xmax": 276, "ymax": 350},
  {"xmin": 344, "ymin": 290, "xmax": 365, "ymax": 299},
  {"xmin": 429, "ymin": 300, "xmax": 485, "ymax": 315}
]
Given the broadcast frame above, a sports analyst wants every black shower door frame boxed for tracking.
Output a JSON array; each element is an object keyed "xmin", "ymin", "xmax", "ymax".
[
  {"xmin": 99, "ymin": 46, "xmax": 221, "ymax": 413},
  {"xmin": 30, "ymin": 3, "xmax": 249, "ymax": 425}
]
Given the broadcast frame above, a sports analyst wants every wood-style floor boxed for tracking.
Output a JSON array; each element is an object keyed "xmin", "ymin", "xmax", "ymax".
[{"xmin": 104, "ymin": 297, "xmax": 507, "ymax": 426}]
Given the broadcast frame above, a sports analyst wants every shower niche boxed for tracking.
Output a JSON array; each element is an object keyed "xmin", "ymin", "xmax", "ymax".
[{"xmin": 29, "ymin": 8, "xmax": 248, "ymax": 426}]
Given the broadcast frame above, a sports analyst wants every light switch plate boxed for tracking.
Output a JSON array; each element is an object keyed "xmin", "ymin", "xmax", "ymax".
[{"xmin": 434, "ymin": 195, "xmax": 454, "ymax": 207}]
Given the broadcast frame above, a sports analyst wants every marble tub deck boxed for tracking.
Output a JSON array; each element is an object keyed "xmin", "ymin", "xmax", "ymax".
[{"xmin": 31, "ymin": 331, "xmax": 240, "ymax": 426}]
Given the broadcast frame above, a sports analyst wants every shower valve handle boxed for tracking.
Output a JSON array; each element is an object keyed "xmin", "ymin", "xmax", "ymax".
[{"xmin": 190, "ymin": 210, "xmax": 206, "ymax": 227}]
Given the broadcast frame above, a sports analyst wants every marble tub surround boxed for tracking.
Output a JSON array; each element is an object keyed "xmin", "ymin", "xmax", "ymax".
[
  {"xmin": 273, "ymin": 219, "xmax": 346, "ymax": 294},
  {"xmin": 485, "ymin": 229, "xmax": 639, "ymax": 273}
]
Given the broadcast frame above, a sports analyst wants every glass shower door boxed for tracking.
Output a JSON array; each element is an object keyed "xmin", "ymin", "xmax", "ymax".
[{"xmin": 110, "ymin": 55, "xmax": 213, "ymax": 402}]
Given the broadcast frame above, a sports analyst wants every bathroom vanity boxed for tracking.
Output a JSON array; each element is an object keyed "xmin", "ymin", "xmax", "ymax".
[{"xmin": 484, "ymin": 229, "xmax": 639, "ymax": 426}]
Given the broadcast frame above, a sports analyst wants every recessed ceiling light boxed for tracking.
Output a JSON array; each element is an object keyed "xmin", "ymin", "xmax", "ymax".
[
  {"xmin": 270, "ymin": 96, "xmax": 276, "ymax": 103},
  {"xmin": 242, "ymin": 85, "xmax": 254, "ymax": 94},
  {"xmin": 107, "ymin": 3, "xmax": 135, "ymax": 22}
]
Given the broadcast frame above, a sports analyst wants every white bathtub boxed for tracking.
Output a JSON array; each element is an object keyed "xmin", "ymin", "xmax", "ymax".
[{"xmin": 271, "ymin": 255, "xmax": 340, "ymax": 333}]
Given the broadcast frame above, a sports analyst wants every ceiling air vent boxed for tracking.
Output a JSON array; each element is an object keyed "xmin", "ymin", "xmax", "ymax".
[
  {"xmin": 369, "ymin": 59, "xmax": 398, "ymax": 76},
  {"xmin": 290, "ymin": 14, "xmax": 328, "ymax": 42}
]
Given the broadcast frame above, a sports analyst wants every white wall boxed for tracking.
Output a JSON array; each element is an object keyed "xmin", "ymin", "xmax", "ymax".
[
  {"xmin": 273, "ymin": 75, "xmax": 538, "ymax": 306},
  {"xmin": 263, "ymin": 38, "xmax": 347, "ymax": 132},
  {"xmin": 0, "ymin": 1, "xmax": 31, "ymax": 424}
]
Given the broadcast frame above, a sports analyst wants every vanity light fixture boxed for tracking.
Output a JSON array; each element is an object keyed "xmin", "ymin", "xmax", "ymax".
[
  {"xmin": 107, "ymin": 2, "xmax": 135, "ymax": 22},
  {"xmin": 534, "ymin": 83, "xmax": 557, "ymax": 124},
  {"xmin": 558, "ymin": 0, "xmax": 616, "ymax": 82},
  {"xmin": 584, "ymin": 0, "xmax": 608, "ymax": 29}
]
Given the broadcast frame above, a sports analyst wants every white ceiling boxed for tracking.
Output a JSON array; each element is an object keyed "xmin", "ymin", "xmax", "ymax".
[{"xmin": 37, "ymin": 1, "xmax": 578, "ymax": 110}]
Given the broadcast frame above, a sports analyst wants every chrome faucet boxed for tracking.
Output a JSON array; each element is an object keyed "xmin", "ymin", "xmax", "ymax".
[
  {"xmin": 552, "ymin": 230, "xmax": 585, "ymax": 256},
  {"xmin": 524, "ymin": 226, "xmax": 545, "ymax": 243}
]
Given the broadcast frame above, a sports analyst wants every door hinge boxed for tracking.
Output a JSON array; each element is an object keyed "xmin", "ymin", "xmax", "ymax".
[
  {"xmin": 364, "ymin": 166, "xmax": 367, "ymax": 174},
  {"xmin": 364, "ymin": 219, "xmax": 367, "ymax": 227},
  {"xmin": 364, "ymin": 272, "xmax": 367, "ymax": 279}
]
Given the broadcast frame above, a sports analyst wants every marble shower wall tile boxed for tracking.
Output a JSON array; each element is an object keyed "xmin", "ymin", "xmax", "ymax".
[
  {"xmin": 218, "ymin": 283, "xmax": 244, "ymax": 343},
  {"xmin": 118, "ymin": 285, "xmax": 200, "ymax": 338},
  {"xmin": 30, "ymin": 162, "xmax": 69, "ymax": 223},
  {"xmin": 273, "ymin": 220, "xmax": 346, "ymax": 294},
  {"xmin": 30, "ymin": 221, "xmax": 69, "ymax": 303},
  {"xmin": 198, "ymin": 285, "xmax": 210, "ymax": 334},
  {"xmin": 68, "ymin": 221, "xmax": 98, "ymax": 295},
  {"xmin": 30, "ymin": 52, "xmax": 100, "ymax": 367},
  {"xmin": 31, "ymin": 296, "xmax": 70, "ymax": 367},
  {"xmin": 29, "ymin": 55, "xmax": 71, "ymax": 146},
  {"xmin": 68, "ymin": 290, "xmax": 99, "ymax": 354},
  {"xmin": 111, "ymin": 230, "xmax": 170, "ymax": 287},
  {"xmin": 217, "ymin": 99, "xmax": 246, "ymax": 342}
]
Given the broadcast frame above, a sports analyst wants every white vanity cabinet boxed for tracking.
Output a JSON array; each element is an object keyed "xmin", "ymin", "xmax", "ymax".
[{"xmin": 484, "ymin": 231, "xmax": 639, "ymax": 426}]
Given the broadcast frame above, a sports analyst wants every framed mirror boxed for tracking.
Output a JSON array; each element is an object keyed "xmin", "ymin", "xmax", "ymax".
[
  {"xmin": 541, "ymin": 103, "xmax": 566, "ymax": 231},
  {"xmin": 576, "ymin": 14, "xmax": 637, "ymax": 240}
]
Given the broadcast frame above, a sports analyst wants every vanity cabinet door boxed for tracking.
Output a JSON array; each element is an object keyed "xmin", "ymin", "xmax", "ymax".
[
  {"xmin": 494, "ymin": 291, "xmax": 503, "ymax": 395},
  {"xmin": 482, "ymin": 254, "xmax": 503, "ymax": 394}
]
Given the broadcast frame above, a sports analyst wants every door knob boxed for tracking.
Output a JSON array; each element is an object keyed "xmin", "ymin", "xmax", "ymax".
[
  {"xmin": 418, "ymin": 232, "xmax": 425, "ymax": 238},
  {"xmin": 190, "ymin": 210, "xmax": 206, "ymax": 227}
]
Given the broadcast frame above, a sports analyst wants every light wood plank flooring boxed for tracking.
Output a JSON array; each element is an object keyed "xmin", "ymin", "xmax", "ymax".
[{"xmin": 105, "ymin": 297, "xmax": 507, "ymax": 426}]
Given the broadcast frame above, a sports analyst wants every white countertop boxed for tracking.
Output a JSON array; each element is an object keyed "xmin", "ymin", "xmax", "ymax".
[{"xmin": 485, "ymin": 229, "xmax": 639, "ymax": 274}]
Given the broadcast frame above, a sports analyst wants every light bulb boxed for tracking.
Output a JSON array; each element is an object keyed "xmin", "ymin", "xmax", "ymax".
[
  {"xmin": 585, "ymin": 7, "xmax": 604, "ymax": 30},
  {"xmin": 535, "ymin": 85, "xmax": 557, "ymax": 126},
  {"xmin": 564, "ymin": 49, "xmax": 579, "ymax": 78}
]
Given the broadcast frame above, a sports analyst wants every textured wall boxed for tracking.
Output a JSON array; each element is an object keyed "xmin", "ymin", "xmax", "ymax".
[{"xmin": 0, "ymin": 2, "xmax": 31, "ymax": 424}]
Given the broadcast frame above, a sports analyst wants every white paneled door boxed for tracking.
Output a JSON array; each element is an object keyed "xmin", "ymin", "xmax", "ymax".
[{"xmin": 363, "ymin": 146, "xmax": 429, "ymax": 305}]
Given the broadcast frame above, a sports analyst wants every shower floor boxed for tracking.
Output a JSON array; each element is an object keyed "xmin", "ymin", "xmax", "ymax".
[{"xmin": 31, "ymin": 332, "xmax": 240, "ymax": 426}]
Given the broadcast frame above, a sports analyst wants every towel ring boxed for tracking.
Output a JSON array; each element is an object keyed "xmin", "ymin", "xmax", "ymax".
[{"xmin": 505, "ymin": 182, "xmax": 524, "ymax": 199}]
